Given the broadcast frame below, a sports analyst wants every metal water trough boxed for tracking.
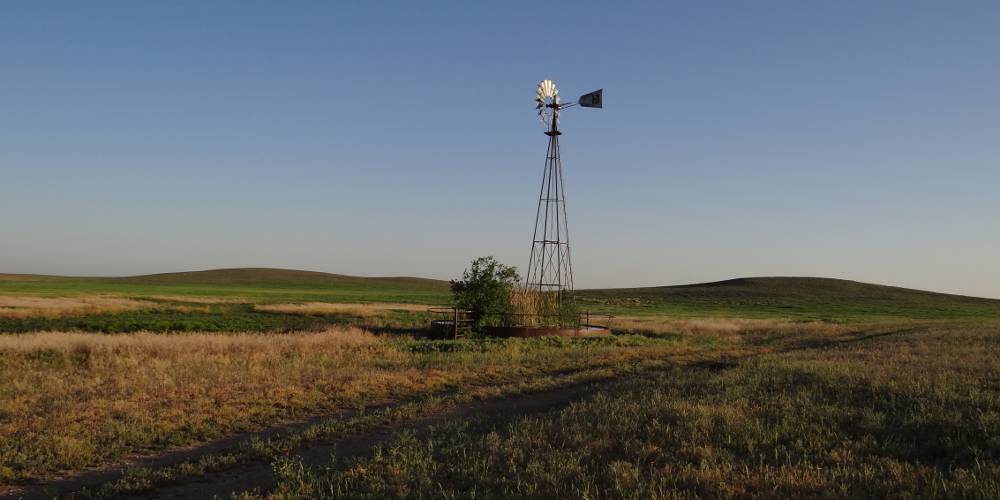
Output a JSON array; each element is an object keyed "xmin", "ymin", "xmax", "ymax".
[
  {"xmin": 484, "ymin": 324, "xmax": 611, "ymax": 338},
  {"xmin": 428, "ymin": 308, "xmax": 613, "ymax": 339}
]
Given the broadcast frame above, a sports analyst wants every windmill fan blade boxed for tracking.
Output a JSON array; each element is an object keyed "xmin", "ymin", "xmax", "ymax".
[
  {"xmin": 534, "ymin": 79, "xmax": 562, "ymax": 126},
  {"xmin": 538, "ymin": 79, "xmax": 556, "ymax": 98}
]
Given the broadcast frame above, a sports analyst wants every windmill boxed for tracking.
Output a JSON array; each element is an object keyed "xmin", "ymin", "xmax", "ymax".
[{"xmin": 524, "ymin": 79, "xmax": 603, "ymax": 308}]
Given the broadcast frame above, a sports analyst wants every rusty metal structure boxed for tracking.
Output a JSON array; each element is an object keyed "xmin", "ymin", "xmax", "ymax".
[
  {"xmin": 427, "ymin": 307, "xmax": 613, "ymax": 339},
  {"xmin": 427, "ymin": 306, "xmax": 474, "ymax": 339},
  {"xmin": 525, "ymin": 81, "xmax": 602, "ymax": 303}
]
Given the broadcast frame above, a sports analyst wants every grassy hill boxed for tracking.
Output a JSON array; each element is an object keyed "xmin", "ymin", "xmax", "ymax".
[
  {"xmin": 0, "ymin": 268, "xmax": 451, "ymax": 304},
  {"xmin": 577, "ymin": 277, "xmax": 1000, "ymax": 321},
  {"xmin": 108, "ymin": 268, "xmax": 448, "ymax": 290},
  {"xmin": 3, "ymin": 270, "xmax": 999, "ymax": 322}
]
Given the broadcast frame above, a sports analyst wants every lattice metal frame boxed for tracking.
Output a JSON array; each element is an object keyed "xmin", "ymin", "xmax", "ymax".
[{"xmin": 525, "ymin": 103, "xmax": 573, "ymax": 298}]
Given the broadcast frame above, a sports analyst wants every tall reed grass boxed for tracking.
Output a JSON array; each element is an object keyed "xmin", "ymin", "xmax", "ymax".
[{"xmin": 508, "ymin": 289, "xmax": 577, "ymax": 327}]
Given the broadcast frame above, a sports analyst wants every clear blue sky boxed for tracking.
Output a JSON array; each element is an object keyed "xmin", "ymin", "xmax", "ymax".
[{"xmin": 2, "ymin": 1, "xmax": 998, "ymax": 297}]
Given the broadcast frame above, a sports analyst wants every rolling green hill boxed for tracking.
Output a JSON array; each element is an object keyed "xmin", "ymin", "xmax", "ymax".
[
  {"xmin": 3, "ymin": 270, "xmax": 998, "ymax": 322},
  {"xmin": 108, "ymin": 267, "xmax": 449, "ymax": 290},
  {"xmin": 0, "ymin": 268, "xmax": 451, "ymax": 303},
  {"xmin": 577, "ymin": 277, "xmax": 1000, "ymax": 320}
]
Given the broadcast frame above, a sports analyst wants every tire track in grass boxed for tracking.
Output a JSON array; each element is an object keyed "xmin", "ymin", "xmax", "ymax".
[
  {"xmin": 3, "ymin": 369, "xmax": 622, "ymax": 500},
  {"xmin": 132, "ymin": 381, "xmax": 601, "ymax": 500}
]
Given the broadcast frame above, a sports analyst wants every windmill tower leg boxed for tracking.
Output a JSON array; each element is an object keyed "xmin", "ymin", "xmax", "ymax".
[{"xmin": 525, "ymin": 108, "xmax": 573, "ymax": 322}]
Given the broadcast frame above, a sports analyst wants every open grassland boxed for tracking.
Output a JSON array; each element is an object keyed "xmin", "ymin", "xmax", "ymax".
[
  {"xmin": 0, "ymin": 297, "xmax": 438, "ymax": 334},
  {"xmin": 3, "ymin": 270, "xmax": 1000, "ymax": 333},
  {"xmin": 3, "ymin": 269, "xmax": 1000, "ymax": 497},
  {"xmin": 0, "ymin": 269, "xmax": 451, "ymax": 305},
  {"xmin": 1, "ymin": 327, "xmax": 743, "ymax": 484},
  {"xmin": 579, "ymin": 277, "xmax": 1000, "ymax": 321},
  {"xmin": 0, "ymin": 269, "xmax": 450, "ymax": 333},
  {"xmin": 4, "ymin": 317, "xmax": 987, "ymax": 491},
  {"xmin": 258, "ymin": 324, "xmax": 1000, "ymax": 499}
]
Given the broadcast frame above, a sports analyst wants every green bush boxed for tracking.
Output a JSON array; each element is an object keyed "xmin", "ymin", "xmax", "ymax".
[{"xmin": 450, "ymin": 256, "xmax": 519, "ymax": 332}]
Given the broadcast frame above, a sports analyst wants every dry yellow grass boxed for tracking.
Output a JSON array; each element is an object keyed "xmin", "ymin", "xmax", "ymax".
[
  {"xmin": 254, "ymin": 302, "xmax": 430, "ymax": 316},
  {"xmin": 0, "ymin": 328, "xmax": 398, "ymax": 482},
  {"xmin": 613, "ymin": 316, "xmax": 852, "ymax": 337},
  {"xmin": 0, "ymin": 326, "xmax": 732, "ymax": 483},
  {"xmin": 139, "ymin": 294, "xmax": 244, "ymax": 304},
  {"xmin": 0, "ymin": 295, "xmax": 220, "ymax": 318},
  {"xmin": 0, "ymin": 327, "xmax": 380, "ymax": 353},
  {"xmin": 0, "ymin": 296, "xmax": 157, "ymax": 318}
]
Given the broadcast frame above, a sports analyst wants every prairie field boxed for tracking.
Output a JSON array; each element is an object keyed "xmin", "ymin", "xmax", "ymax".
[
  {"xmin": 1, "ymin": 269, "xmax": 999, "ymax": 498},
  {"xmin": 0, "ymin": 327, "xmax": 720, "ymax": 485},
  {"xmin": 261, "ymin": 324, "xmax": 1000, "ymax": 499}
]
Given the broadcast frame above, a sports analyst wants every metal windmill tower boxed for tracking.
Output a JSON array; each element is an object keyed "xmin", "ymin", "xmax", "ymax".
[{"xmin": 525, "ymin": 80, "xmax": 602, "ymax": 302}]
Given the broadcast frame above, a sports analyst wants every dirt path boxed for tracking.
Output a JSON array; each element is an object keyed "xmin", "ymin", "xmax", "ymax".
[
  {"xmin": 3, "ymin": 380, "xmax": 605, "ymax": 500},
  {"xmin": 132, "ymin": 382, "xmax": 600, "ymax": 500}
]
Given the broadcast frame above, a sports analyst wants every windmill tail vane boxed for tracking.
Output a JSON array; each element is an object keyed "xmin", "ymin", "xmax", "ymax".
[{"xmin": 524, "ymin": 80, "xmax": 603, "ymax": 302}]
